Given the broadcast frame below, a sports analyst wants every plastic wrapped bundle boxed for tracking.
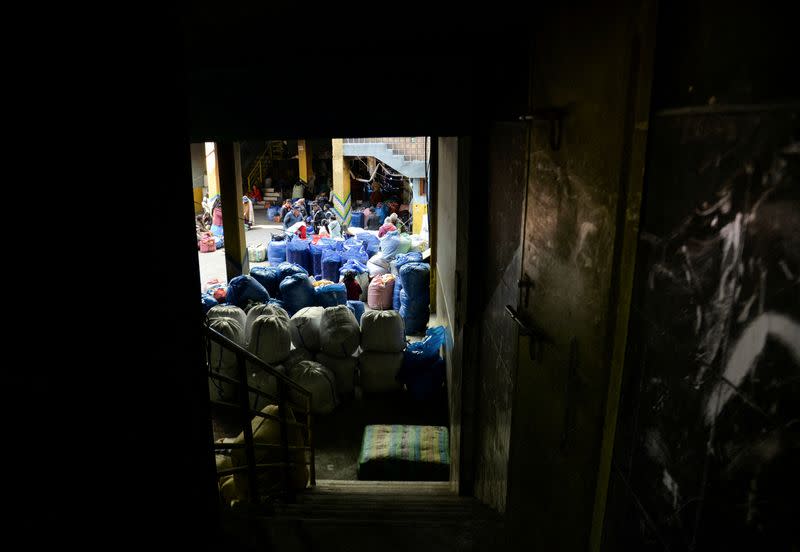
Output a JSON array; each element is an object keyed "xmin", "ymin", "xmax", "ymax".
[
  {"xmin": 315, "ymin": 283, "xmax": 347, "ymax": 308},
  {"xmin": 341, "ymin": 243, "xmax": 369, "ymax": 265},
  {"xmin": 312, "ymin": 279, "xmax": 335, "ymax": 287},
  {"xmin": 207, "ymin": 317, "xmax": 245, "ymax": 403},
  {"xmin": 288, "ymin": 361, "xmax": 338, "ymax": 415},
  {"xmin": 315, "ymin": 352, "xmax": 357, "ymax": 395},
  {"xmin": 207, "ymin": 304, "xmax": 247, "ymax": 332},
  {"xmin": 286, "ymin": 238, "xmax": 313, "ymax": 274},
  {"xmin": 289, "ymin": 306, "xmax": 324, "ymax": 352},
  {"xmin": 395, "ymin": 234, "xmax": 412, "ymax": 255},
  {"xmin": 309, "ymin": 242, "xmax": 331, "ymax": 278},
  {"xmin": 346, "ymin": 300, "xmax": 366, "ymax": 324},
  {"xmin": 267, "ymin": 236, "xmax": 288, "ymax": 265},
  {"xmin": 319, "ymin": 305, "xmax": 360, "ymax": 358},
  {"xmin": 359, "ymin": 351, "xmax": 403, "ymax": 393},
  {"xmin": 367, "ymin": 254, "xmax": 390, "ymax": 278},
  {"xmin": 398, "ymin": 262, "xmax": 431, "ymax": 334},
  {"xmin": 202, "ymin": 294, "xmax": 218, "ymax": 313},
  {"xmin": 250, "ymin": 266, "xmax": 282, "ymax": 298},
  {"xmin": 248, "ymin": 243, "xmax": 267, "ymax": 263},
  {"xmin": 279, "ymin": 273, "xmax": 316, "ymax": 316},
  {"xmin": 321, "ymin": 250, "xmax": 343, "ymax": 282},
  {"xmin": 360, "ymin": 310, "xmax": 405, "ymax": 353},
  {"xmin": 392, "ymin": 252, "xmax": 424, "ymax": 311},
  {"xmin": 247, "ymin": 313, "xmax": 292, "ymax": 365},
  {"xmin": 379, "ymin": 230, "xmax": 402, "ymax": 261},
  {"xmin": 277, "ymin": 261, "xmax": 309, "ymax": 283},
  {"xmin": 225, "ymin": 275, "xmax": 270, "ymax": 309},
  {"xmin": 245, "ymin": 303, "xmax": 290, "ymax": 338},
  {"xmin": 350, "ymin": 211, "xmax": 364, "ymax": 228},
  {"xmin": 367, "ymin": 273, "xmax": 396, "ymax": 310}
]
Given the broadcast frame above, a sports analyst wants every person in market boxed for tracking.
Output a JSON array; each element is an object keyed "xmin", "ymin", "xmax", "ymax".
[
  {"xmin": 283, "ymin": 205, "xmax": 304, "ymax": 229},
  {"xmin": 309, "ymin": 201, "xmax": 325, "ymax": 233},
  {"xmin": 325, "ymin": 211, "xmax": 342, "ymax": 238}
]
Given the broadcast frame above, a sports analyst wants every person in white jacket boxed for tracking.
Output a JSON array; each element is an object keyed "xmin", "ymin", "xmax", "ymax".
[{"xmin": 326, "ymin": 212, "xmax": 342, "ymax": 238}]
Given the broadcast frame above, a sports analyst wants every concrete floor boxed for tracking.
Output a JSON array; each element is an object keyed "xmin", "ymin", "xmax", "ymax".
[{"xmin": 197, "ymin": 204, "xmax": 282, "ymax": 289}]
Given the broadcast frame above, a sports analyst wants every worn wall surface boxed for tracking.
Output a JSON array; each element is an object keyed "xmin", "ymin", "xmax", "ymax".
[
  {"xmin": 601, "ymin": 2, "xmax": 800, "ymax": 548},
  {"xmin": 503, "ymin": 2, "xmax": 653, "ymax": 549},
  {"xmin": 472, "ymin": 123, "xmax": 528, "ymax": 512},
  {"xmin": 436, "ymin": 137, "xmax": 461, "ymax": 488}
]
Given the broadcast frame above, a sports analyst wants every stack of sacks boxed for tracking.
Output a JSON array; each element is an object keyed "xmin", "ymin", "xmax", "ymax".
[
  {"xmin": 359, "ymin": 232, "xmax": 381, "ymax": 257},
  {"xmin": 267, "ymin": 235, "xmax": 288, "ymax": 265},
  {"xmin": 286, "ymin": 238, "xmax": 313, "ymax": 274},
  {"xmin": 315, "ymin": 283, "xmax": 347, "ymax": 308},
  {"xmin": 316, "ymin": 305, "xmax": 360, "ymax": 395},
  {"xmin": 338, "ymin": 259, "xmax": 369, "ymax": 301},
  {"xmin": 359, "ymin": 310, "xmax": 405, "ymax": 393},
  {"xmin": 207, "ymin": 304, "xmax": 247, "ymax": 333},
  {"xmin": 279, "ymin": 273, "xmax": 316, "ymax": 316},
  {"xmin": 399, "ymin": 262, "xmax": 431, "ymax": 335},
  {"xmin": 309, "ymin": 242, "xmax": 328, "ymax": 278},
  {"xmin": 250, "ymin": 266, "xmax": 282, "ymax": 298},
  {"xmin": 341, "ymin": 241, "xmax": 369, "ymax": 265},
  {"xmin": 207, "ymin": 317, "xmax": 245, "ymax": 403},
  {"xmin": 225, "ymin": 275, "xmax": 270, "ymax": 309},
  {"xmin": 246, "ymin": 310, "xmax": 292, "ymax": 410},
  {"xmin": 367, "ymin": 273, "xmax": 396, "ymax": 310},
  {"xmin": 367, "ymin": 254, "xmax": 390, "ymax": 278},
  {"xmin": 288, "ymin": 361, "xmax": 338, "ymax": 414}
]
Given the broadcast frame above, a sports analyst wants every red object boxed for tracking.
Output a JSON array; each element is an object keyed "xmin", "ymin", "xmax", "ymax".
[
  {"xmin": 344, "ymin": 278, "xmax": 362, "ymax": 301},
  {"xmin": 199, "ymin": 236, "xmax": 216, "ymax": 253},
  {"xmin": 378, "ymin": 223, "xmax": 397, "ymax": 238},
  {"xmin": 213, "ymin": 288, "xmax": 227, "ymax": 302},
  {"xmin": 297, "ymin": 225, "xmax": 307, "ymax": 239}
]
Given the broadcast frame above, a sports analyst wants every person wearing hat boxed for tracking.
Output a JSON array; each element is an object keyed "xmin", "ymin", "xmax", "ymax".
[{"xmin": 283, "ymin": 204, "xmax": 304, "ymax": 229}]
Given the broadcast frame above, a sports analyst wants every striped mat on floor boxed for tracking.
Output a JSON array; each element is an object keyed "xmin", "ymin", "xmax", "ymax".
[{"xmin": 357, "ymin": 425, "xmax": 450, "ymax": 481}]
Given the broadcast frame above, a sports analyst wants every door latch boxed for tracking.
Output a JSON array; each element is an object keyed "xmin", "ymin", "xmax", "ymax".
[{"xmin": 505, "ymin": 304, "xmax": 553, "ymax": 361}]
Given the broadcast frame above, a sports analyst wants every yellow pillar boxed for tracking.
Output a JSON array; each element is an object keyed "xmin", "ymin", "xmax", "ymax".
[
  {"xmin": 297, "ymin": 140, "xmax": 313, "ymax": 183},
  {"xmin": 331, "ymin": 138, "xmax": 351, "ymax": 225},
  {"xmin": 205, "ymin": 142, "xmax": 220, "ymax": 198},
  {"xmin": 190, "ymin": 143, "xmax": 206, "ymax": 213},
  {"xmin": 217, "ymin": 142, "xmax": 248, "ymax": 279}
]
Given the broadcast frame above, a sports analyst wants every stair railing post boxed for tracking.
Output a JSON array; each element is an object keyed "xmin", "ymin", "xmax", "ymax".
[
  {"xmin": 307, "ymin": 395, "xmax": 315, "ymax": 487},
  {"xmin": 276, "ymin": 377, "xmax": 293, "ymax": 501},
  {"xmin": 236, "ymin": 351, "xmax": 259, "ymax": 505}
]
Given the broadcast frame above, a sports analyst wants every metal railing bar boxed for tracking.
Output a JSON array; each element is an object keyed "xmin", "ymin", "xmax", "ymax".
[
  {"xmin": 207, "ymin": 371, "xmax": 309, "ymax": 411},
  {"xmin": 209, "ymin": 400, "xmax": 309, "ymax": 428},
  {"xmin": 206, "ymin": 326, "xmax": 311, "ymax": 397}
]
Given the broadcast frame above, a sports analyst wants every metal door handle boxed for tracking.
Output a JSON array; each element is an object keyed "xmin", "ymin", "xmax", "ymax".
[{"xmin": 505, "ymin": 305, "xmax": 554, "ymax": 363}]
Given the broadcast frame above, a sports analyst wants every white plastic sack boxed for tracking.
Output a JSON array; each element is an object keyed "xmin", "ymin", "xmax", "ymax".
[
  {"xmin": 246, "ymin": 303, "xmax": 290, "ymax": 338},
  {"xmin": 367, "ymin": 254, "xmax": 390, "ymax": 278},
  {"xmin": 289, "ymin": 306, "xmax": 324, "ymax": 352},
  {"xmin": 208, "ymin": 317, "xmax": 245, "ymax": 403},
  {"xmin": 247, "ymin": 313, "xmax": 292, "ymax": 365},
  {"xmin": 319, "ymin": 305, "xmax": 360, "ymax": 358},
  {"xmin": 360, "ymin": 310, "xmax": 405, "ymax": 353},
  {"xmin": 359, "ymin": 351, "xmax": 403, "ymax": 393},
  {"xmin": 316, "ymin": 352, "xmax": 357, "ymax": 395},
  {"xmin": 207, "ymin": 304, "xmax": 247, "ymax": 333},
  {"xmin": 288, "ymin": 360, "xmax": 338, "ymax": 415},
  {"xmin": 248, "ymin": 243, "xmax": 267, "ymax": 262}
]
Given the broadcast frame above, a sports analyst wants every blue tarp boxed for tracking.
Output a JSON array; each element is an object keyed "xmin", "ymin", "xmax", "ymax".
[
  {"xmin": 315, "ymin": 283, "xmax": 347, "ymax": 308},
  {"xmin": 250, "ymin": 266, "xmax": 282, "ymax": 298},
  {"xmin": 279, "ymin": 273, "xmax": 315, "ymax": 316}
]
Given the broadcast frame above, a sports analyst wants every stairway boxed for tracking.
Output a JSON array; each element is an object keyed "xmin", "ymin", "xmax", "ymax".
[
  {"xmin": 342, "ymin": 139, "xmax": 428, "ymax": 179},
  {"xmin": 223, "ymin": 481, "xmax": 508, "ymax": 551}
]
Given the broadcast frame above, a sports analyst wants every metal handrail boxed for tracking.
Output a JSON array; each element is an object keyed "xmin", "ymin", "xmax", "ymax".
[{"xmin": 205, "ymin": 323, "xmax": 316, "ymax": 505}]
